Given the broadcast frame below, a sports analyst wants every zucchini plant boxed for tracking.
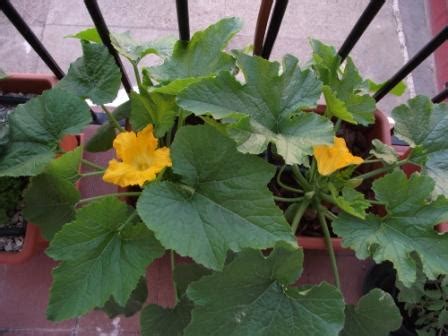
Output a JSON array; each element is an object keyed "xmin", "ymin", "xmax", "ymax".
[{"xmin": 1, "ymin": 17, "xmax": 448, "ymax": 335}]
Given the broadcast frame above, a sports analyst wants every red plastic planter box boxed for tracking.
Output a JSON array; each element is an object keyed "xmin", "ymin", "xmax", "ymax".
[{"xmin": 0, "ymin": 73, "xmax": 82, "ymax": 264}]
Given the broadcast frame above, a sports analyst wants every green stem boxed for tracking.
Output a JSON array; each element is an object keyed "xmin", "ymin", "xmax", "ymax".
[
  {"xmin": 170, "ymin": 250, "xmax": 178, "ymax": 303},
  {"xmin": 132, "ymin": 62, "xmax": 142, "ymax": 89},
  {"xmin": 292, "ymin": 165, "xmax": 312, "ymax": 190},
  {"xmin": 316, "ymin": 202, "xmax": 341, "ymax": 290},
  {"xmin": 80, "ymin": 170, "xmax": 105, "ymax": 177},
  {"xmin": 276, "ymin": 166, "xmax": 304, "ymax": 193},
  {"xmin": 274, "ymin": 196, "xmax": 304, "ymax": 203},
  {"xmin": 77, "ymin": 192, "xmax": 141, "ymax": 205},
  {"xmin": 290, "ymin": 198, "xmax": 311, "ymax": 234},
  {"xmin": 334, "ymin": 119, "xmax": 342, "ymax": 132},
  {"xmin": 368, "ymin": 199, "xmax": 383, "ymax": 205},
  {"xmin": 352, "ymin": 158, "xmax": 409, "ymax": 182},
  {"xmin": 81, "ymin": 159, "xmax": 105, "ymax": 171},
  {"xmin": 361, "ymin": 159, "xmax": 383, "ymax": 164},
  {"xmin": 324, "ymin": 208, "xmax": 337, "ymax": 220},
  {"xmin": 309, "ymin": 159, "xmax": 317, "ymax": 183},
  {"xmin": 320, "ymin": 193, "xmax": 336, "ymax": 205},
  {"xmin": 101, "ymin": 104, "xmax": 124, "ymax": 132}
]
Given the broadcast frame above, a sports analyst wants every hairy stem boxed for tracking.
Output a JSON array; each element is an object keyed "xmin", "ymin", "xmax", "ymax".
[
  {"xmin": 276, "ymin": 166, "xmax": 304, "ymax": 193},
  {"xmin": 292, "ymin": 165, "xmax": 312, "ymax": 190},
  {"xmin": 290, "ymin": 198, "xmax": 312, "ymax": 234},
  {"xmin": 80, "ymin": 170, "xmax": 105, "ymax": 177},
  {"xmin": 101, "ymin": 104, "xmax": 124, "ymax": 132},
  {"xmin": 81, "ymin": 158, "xmax": 105, "ymax": 171},
  {"xmin": 77, "ymin": 191, "xmax": 141, "ymax": 205},
  {"xmin": 132, "ymin": 62, "xmax": 142, "ymax": 89},
  {"xmin": 316, "ymin": 202, "xmax": 341, "ymax": 290},
  {"xmin": 274, "ymin": 196, "xmax": 304, "ymax": 203}
]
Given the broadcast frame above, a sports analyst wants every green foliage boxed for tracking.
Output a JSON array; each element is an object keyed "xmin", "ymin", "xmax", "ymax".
[
  {"xmin": 333, "ymin": 170, "xmax": 448, "ymax": 287},
  {"xmin": 137, "ymin": 125, "xmax": 295, "ymax": 270},
  {"xmin": 0, "ymin": 88, "xmax": 90, "ymax": 177},
  {"xmin": 130, "ymin": 91, "xmax": 177, "ymax": 137},
  {"xmin": 311, "ymin": 40, "xmax": 376, "ymax": 125},
  {"xmin": 12, "ymin": 17, "xmax": 448, "ymax": 335},
  {"xmin": 66, "ymin": 27, "xmax": 102, "ymax": 43},
  {"xmin": 392, "ymin": 96, "xmax": 448, "ymax": 196},
  {"xmin": 85, "ymin": 100, "xmax": 130, "ymax": 152},
  {"xmin": 367, "ymin": 79, "xmax": 407, "ymax": 96},
  {"xmin": 46, "ymin": 198, "xmax": 164, "ymax": 321},
  {"xmin": 178, "ymin": 52, "xmax": 333, "ymax": 165},
  {"xmin": 101, "ymin": 277, "xmax": 148, "ymax": 318},
  {"xmin": 0, "ymin": 176, "xmax": 27, "ymax": 225},
  {"xmin": 341, "ymin": 289, "xmax": 402, "ymax": 336},
  {"xmin": 185, "ymin": 244, "xmax": 345, "ymax": 335},
  {"xmin": 58, "ymin": 41, "xmax": 122, "ymax": 104},
  {"xmin": 397, "ymin": 271, "xmax": 448, "ymax": 335},
  {"xmin": 148, "ymin": 17, "xmax": 241, "ymax": 84},
  {"xmin": 23, "ymin": 148, "xmax": 82, "ymax": 239},
  {"xmin": 0, "ymin": 68, "xmax": 6, "ymax": 80},
  {"xmin": 370, "ymin": 139, "xmax": 399, "ymax": 164},
  {"xmin": 111, "ymin": 32, "xmax": 175, "ymax": 64}
]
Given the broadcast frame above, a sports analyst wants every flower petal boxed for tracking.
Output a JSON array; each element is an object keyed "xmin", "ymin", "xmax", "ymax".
[
  {"xmin": 113, "ymin": 124, "xmax": 158, "ymax": 163},
  {"xmin": 314, "ymin": 137, "xmax": 364, "ymax": 176},
  {"xmin": 103, "ymin": 159, "xmax": 161, "ymax": 187}
]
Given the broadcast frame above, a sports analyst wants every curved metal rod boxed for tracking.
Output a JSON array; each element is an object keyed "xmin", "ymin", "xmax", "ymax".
[
  {"xmin": 253, "ymin": 0, "xmax": 274, "ymax": 56},
  {"xmin": 84, "ymin": 0, "xmax": 132, "ymax": 93},
  {"xmin": 374, "ymin": 25, "xmax": 448, "ymax": 102},
  {"xmin": 338, "ymin": 0, "xmax": 386, "ymax": 62},
  {"xmin": 261, "ymin": 0, "xmax": 289, "ymax": 59},
  {"xmin": 0, "ymin": 0, "xmax": 65, "ymax": 79},
  {"xmin": 176, "ymin": 0, "xmax": 190, "ymax": 41}
]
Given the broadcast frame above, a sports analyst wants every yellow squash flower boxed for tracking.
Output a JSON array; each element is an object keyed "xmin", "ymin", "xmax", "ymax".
[
  {"xmin": 103, "ymin": 124, "xmax": 172, "ymax": 187},
  {"xmin": 313, "ymin": 137, "xmax": 363, "ymax": 176}
]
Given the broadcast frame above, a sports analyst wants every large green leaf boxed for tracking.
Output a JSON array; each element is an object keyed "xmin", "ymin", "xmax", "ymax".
[
  {"xmin": 311, "ymin": 40, "xmax": 376, "ymax": 126},
  {"xmin": 23, "ymin": 148, "xmax": 82, "ymax": 239},
  {"xmin": 185, "ymin": 244, "xmax": 345, "ymax": 336},
  {"xmin": 130, "ymin": 91, "xmax": 177, "ymax": 137},
  {"xmin": 101, "ymin": 277, "xmax": 148, "ymax": 318},
  {"xmin": 46, "ymin": 198, "xmax": 164, "ymax": 321},
  {"xmin": 148, "ymin": 17, "xmax": 241, "ymax": 83},
  {"xmin": 58, "ymin": 42, "xmax": 122, "ymax": 104},
  {"xmin": 111, "ymin": 32, "xmax": 175, "ymax": 64},
  {"xmin": 85, "ymin": 100, "xmax": 130, "ymax": 152},
  {"xmin": 340, "ymin": 289, "xmax": 402, "ymax": 336},
  {"xmin": 0, "ymin": 88, "xmax": 90, "ymax": 176},
  {"xmin": 140, "ymin": 264, "xmax": 209, "ymax": 336},
  {"xmin": 392, "ymin": 96, "xmax": 448, "ymax": 196},
  {"xmin": 178, "ymin": 53, "xmax": 333, "ymax": 165},
  {"xmin": 333, "ymin": 170, "xmax": 448, "ymax": 286},
  {"xmin": 141, "ymin": 297, "xmax": 192, "ymax": 336},
  {"xmin": 137, "ymin": 125, "xmax": 295, "ymax": 270}
]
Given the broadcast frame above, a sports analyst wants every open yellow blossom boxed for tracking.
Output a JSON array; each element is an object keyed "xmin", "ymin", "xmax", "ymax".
[
  {"xmin": 313, "ymin": 137, "xmax": 363, "ymax": 176},
  {"xmin": 103, "ymin": 124, "xmax": 172, "ymax": 187}
]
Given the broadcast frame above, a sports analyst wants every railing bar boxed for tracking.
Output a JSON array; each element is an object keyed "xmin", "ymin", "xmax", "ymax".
[
  {"xmin": 0, "ymin": 0, "xmax": 65, "ymax": 79},
  {"xmin": 253, "ymin": 0, "xmax": 274, "ymax": 56},
  {"xmin": 432, "ymin": 83, "xmax": 448, "ymax": 103},
  {"xmin": 261, "ymin": 0, "xmax": 289, "ymax": 59},
  {"xmin": 374, "ymin": 26, "xmax": 448, "ymax": 102},
  {"xmin": 338, "ymin": 0, "xmax": 386, "ymax": 62},
  {"xmin": 84, "ymin": 0, "xmax": 132, "ymax": 93},
  {"xmin": 176, "ymin": 0, "xmax": 190, "ymax": 41}
]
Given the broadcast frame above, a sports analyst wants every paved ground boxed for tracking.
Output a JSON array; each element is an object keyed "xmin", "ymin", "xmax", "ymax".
[{"xmin": 0, "ymin": 0, "xmax": 438, "ymax": 114}]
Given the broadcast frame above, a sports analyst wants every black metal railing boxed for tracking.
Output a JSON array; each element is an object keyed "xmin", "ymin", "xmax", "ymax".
[{"xmin": 1, "ymin": 0, "xmax": 447, "ymax": 111}]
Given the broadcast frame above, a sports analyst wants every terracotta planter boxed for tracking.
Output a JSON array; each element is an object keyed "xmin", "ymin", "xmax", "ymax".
[
  {"xmin": 0, "ymin": 73, "xmax": 82, "ymax": 264},
  {"xmin": 294, "ymin": 109, "xmax": 390, "ymax": 302}
]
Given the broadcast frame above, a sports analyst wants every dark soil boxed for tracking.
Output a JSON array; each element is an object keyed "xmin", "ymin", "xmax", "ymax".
[
  {"xmin": 271, "ymin": 121, "xmax": 377, "ymax": 237},
  {"xmin": 0, "ymin": 92, "xmax": 35, "ymax": 252}
]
